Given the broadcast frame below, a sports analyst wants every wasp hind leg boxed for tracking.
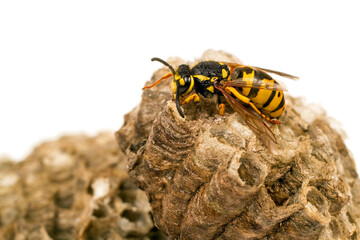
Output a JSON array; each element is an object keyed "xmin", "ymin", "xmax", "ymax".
[
  {"xmin": 218, "ymin": 103, "xmax": 226, "ymax": 116},
  {"xmin": 180, "ymin": 93, "xmax": 200, "ymax": 105},
  {"xmin": 216, "ymin": 95, "xmax": 226, "ymax": 116},
  {"xmin": 224, "ymin": 87, "xmax": 280, "ymax": 124}
]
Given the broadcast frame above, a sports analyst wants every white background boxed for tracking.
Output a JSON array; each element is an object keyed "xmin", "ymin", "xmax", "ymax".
[{"xmin": 1, "ymin": 1, "xmax": 359, "ymax": 172}]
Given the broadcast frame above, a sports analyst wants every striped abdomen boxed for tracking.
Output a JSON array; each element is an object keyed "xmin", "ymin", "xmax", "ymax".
[{"xmin": 232, "ymin": 66, "xmax": 285, "ymax": 118}]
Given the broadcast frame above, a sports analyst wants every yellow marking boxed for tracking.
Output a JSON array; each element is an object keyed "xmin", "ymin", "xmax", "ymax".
[
  {"xmin": 210, "ymin": 77, "xmax": 218, "ymax": 82},
  {"xmin": 193, "ymin": 74, "xmax": 210, "ymax": 81},
  {"xmin": 270, "ymin": 103, "xmax": 285, "ymax": 118},
  {"xmin": 179, "ymin": 78, "xmax": 185, "ymax": 86},
  {"xmin": 219, "ymin": 103, "xmax": 225, "ymax": 116},
  {"xmin": 222, "ymin": 69, "xmax": 228, "ymax": 79},
  {"xmin": 206, "ymin": 85, "xmax": 214, "ymax": 93},
  {"xmin": 251, "ymin": 79, "xmax": 273, "ymax": 105},
  {"xmin": 243, "ymin": 70, "xmax": 255, "ymax": 80},
  {"xmin": 180, "ymin": 93, "xmax": 200, "ymax": 105},
  {"xmin": 174, "ymin": 73, "xmax": 186, "ymax": 86},
  {"xmin": 174, "ymin": 74, "xmax": 181, "ymax": 81},
  {"xmin": 263, "ymin": 91, "xmax": 283, "ymax": 112},
  {"xmin": 171, "ymin": 81, "xmax": 177, "ymax": 95},
  {"xmin": 241, "ymin": 70, "xmax": 255, "ymax": 96},
  {"xmin": 183, "ymin": 76, "xmax": 194, "ymax": 96}
]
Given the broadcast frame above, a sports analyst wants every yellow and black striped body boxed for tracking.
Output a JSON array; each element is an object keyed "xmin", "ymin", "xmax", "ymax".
[
  {"xmin": 145, "ymin": 58, "xmax": 291, "ymax": 122},
  {"xmin": 182, "ymin": 61, "xmax": 285, "ymax": 119},
  {"xmin": 231, "ymin": 66, "xmax": 285, "ymax": 118}
]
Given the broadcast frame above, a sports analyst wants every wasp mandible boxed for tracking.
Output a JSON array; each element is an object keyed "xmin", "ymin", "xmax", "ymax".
[{"xmin": 143, "ymin": 57, "xmax": 298, "ymax": 151}]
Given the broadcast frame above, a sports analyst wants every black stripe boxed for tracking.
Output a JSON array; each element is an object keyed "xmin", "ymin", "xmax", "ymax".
[
  {"xmin": 262, "ymin": 90, "xmax": 276, "ymax": 108},
  {"xmin": 255, "ymin": 69, "xmax": 272, "ymax": 81},
  {"xmin": 248, "ymin": 81, "xmax": 259, "ymax": 98},
  {"xmin": 248, "ymin": 70, "xmax": 261, "ymax": 98},
  {"xmin": 272, "ymin": 95, "xmax": 285, "ymax": 112},
  {"xmin": 232, "ymin": 68, "xmax": 243, "ymax": 79}
]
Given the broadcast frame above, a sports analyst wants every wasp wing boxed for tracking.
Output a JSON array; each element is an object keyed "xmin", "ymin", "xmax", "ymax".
[
  {"xmin": 253, "ymin": 66, "xmax": 299, "ymax": 80},
  {"xmin": 221, "ymin": 62, "xmax": 299, "ymax": 80},
  {"xmin": 222, "ymin": 79, "xmax": 287, "ymax": 91},
  {"xmin": 214, "ymin": 84, "xmax": 278, "ymax": 152}
]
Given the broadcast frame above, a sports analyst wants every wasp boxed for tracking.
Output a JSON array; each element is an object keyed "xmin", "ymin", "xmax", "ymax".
[{"xmin": 143, "ymin": 57, "xmax": 298, "ymax": 151}]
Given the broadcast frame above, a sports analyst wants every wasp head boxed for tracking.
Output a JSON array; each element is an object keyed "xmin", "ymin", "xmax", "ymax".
[
  {"xmin": 151, "ymin": 58, "xmax": 195, "ymax": 118},
  {"xmin": 172, "ymin": 64, "xmax": 194, "ymax": 96},
  {"xmin": 171, "ymin": 64, "xmax": 194, "ymax": 118}
]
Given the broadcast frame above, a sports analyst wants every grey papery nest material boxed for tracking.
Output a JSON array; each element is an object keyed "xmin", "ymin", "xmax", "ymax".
[
  {"xmin": 116, "ymin": 50, "xmax": 360, "ymax": 239},
  {"xmin": 0, "ymin": 133, "xmax": 166, "ymax": 239}
]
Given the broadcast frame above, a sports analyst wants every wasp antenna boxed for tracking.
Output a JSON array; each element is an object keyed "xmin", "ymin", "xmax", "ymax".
[
  {"xmin": 151, "ymin": 57, "xmax": 176, "ymax": 76},
  {"xmin": 175, "ymin": 82, "xmax": 184, "ymax": 118}
]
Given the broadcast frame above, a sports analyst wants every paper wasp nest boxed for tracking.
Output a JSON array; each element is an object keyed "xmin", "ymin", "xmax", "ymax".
[
  {"xmin": 0, "ymin": 133, "xmax": 167, "ymax": 239},
  {"xmin": 115, "ymin": 50, "xmax": 360, "ymax": 239}
]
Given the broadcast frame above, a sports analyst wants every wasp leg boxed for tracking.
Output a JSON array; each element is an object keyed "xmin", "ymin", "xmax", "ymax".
[
  {"xmin": 217, "ymin": 95, "xmax": 226, "ymax": 116},
  {"xmin": 180, "ymin": 93, "xmax": 200, "ymax": 105},
  {"xmin": 225, "ymin": 87, "xmax": 280, "ymax": 124},
  {"xmin": 218, "ymin": 103, "xmax": 226, "ymax": 116},
  {"xmin": 142, "ymin": 72, "xmax": 172, "ymax": 90}
]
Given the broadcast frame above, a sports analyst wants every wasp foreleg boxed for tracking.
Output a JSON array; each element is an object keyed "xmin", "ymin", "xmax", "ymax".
[
  {"xmin": 180, "ymin": 93, "xmax": 200, "ymax": 105},
  {"xmin": 224, "ymin": 87, "xmax": 280, "ymax": 124},
  {"xmin": 142, "ymin": 72, "xmax": 172, "ymax": 90}
]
